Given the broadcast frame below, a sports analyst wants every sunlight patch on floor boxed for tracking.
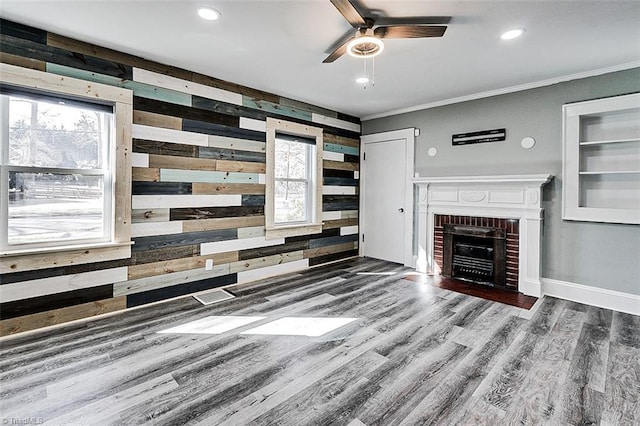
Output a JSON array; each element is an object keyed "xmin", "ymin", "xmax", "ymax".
[
  {"xmin": 240, "ymin": 317, "xmax": 358, "ymax": 337},
  {"xmin": 157, "ymin": 316, "xmax": 265, "ymax": 335}
]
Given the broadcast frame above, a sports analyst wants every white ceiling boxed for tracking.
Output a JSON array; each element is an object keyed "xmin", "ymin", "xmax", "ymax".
[{"xmin": 1, "ymin": 0, "xmax": 639, "ymax": 119}]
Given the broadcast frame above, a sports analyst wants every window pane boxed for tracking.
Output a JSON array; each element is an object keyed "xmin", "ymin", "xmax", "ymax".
[
  {"xmin": 275, "ymin": 138, "xmax": 308, "ymax": 179},
  {"xmin": 274, "ymin": 180, "xmax": 308, "ymax": 223},
  {"xmin": 8, "ymin": 172, "xmax": 105, "ymax": 245},
  {"xmin": 5, "ymin": 94, "xmax": 110, "ymax": 169}
]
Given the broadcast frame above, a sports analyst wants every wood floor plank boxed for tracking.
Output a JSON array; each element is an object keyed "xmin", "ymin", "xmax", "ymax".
[
  {"xmin": 0, "ymin": 257, "xmax": 636, "ymax": 425},
  {"xmin": 601, "ymin": 341, "xmax": 640, "ymax": 425},
  {"xmin": 500, "ymin": 306, "xmax": 587, "ymax": 425}
]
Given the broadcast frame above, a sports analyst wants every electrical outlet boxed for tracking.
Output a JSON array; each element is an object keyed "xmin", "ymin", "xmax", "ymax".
[{"xmin": 205, "ymin": 259, "xmax": 213, "ymax": 270}]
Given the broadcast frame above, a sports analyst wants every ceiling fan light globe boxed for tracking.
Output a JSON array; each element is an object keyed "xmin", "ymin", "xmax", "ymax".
[{"xmin": 347, "ymin": 36, "xmax": 384, "ymax": 58}]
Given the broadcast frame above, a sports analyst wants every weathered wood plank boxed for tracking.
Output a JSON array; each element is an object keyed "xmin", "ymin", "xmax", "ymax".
[
  {"xmin": 117, "ymin": 263, "xmax": 230, "ymax": 296},
  {"xmin": 0, "ymin": 18, "xmax": 47, "ymax": 44},
  {"xmin": 198, "ymin": 146, "xmax": 266, "ymax": 163},
  {"xmin": 243, "ymin": 97, "xmax": 312, "ymax": 121},
  {"xmin": 308, "ymin": 234, "xmax": 358, "ymax": 249},
  {"xmin": 133, "ymin": 110, "xmax": 182, "ymax": 130},
  {"xmin": 323, "ymin": 186, "xmax": 357, "ymax": 195},
  {"xmin": 132, "ymin": 229, "xmax": 237, "ymax": 252},
  {"xmin": 191, "ymin": 183, "xmax": 265, "ymax": 195},
  {"xmin": 133, "ymin": 124, "xmax": 208, "ymax": 146},
  {"xmin": 160, "ymin": 169, "xmax": 260, "ymax": 184},
  {"xmin": 237, "ymin": 226, "xmax": 265, "ymax": 239},
  {"xmin": 131, "ymin": 181, "xmax": 191, "ymax": 195},
  {"xmin": 170, "ymin": 205, "xmax": 264, "ymax": 221},
  {"xmin": 236, "ymin": 259, "xmax": 309, "ymax": 284},
  {"xmin": 201, "ymin": 236, "xmax": 285, "ymax": 256},
  {"xmin": 183, "ymin": 119, "xmax": 265, "ymax": 142},
  {"xmin": 0, "ymin": 296, "xmax": 126, "ymax": 336},
  {"xmin": 229, "ymin": 251, "xmax": 304, "ymax": 274},
  {"xmin": 323, "ymin": 159, "xmax": 359, "ymax": 171},
  {"xmin": 238, "ymin": 239, "xmax": 308, "ymax": 261},
  {"xmin": 182, "ymin": 216, "xmax": 265, "ymax": 233},
  {"xmin": 324, "ymin": 142, "xmax": 360, "ymax": 156},
  {"xmin": 0, "ymin": 285, "xmax": 113, "ymax": 320},
  {"xmin": 132, "ymin": 168, "xmax": 160, "ymax": 182},
  {"xmin": 323, "ymin": 132, "xmax": 360, "ymax": 148},
  {"xmin": 322, "ymin": 218, "xmax": 359, "ymax": 230},
  {"xmin": 208, "ymin": 135, "xmax": 266, "ymax": 153},
  {"xmin": 131, "ymin": 221, "xmax": 183, "ymax": 238},
  {"xmin": 0, "ymin": 51, "xmax": 46, "ymax": 71},
  {"xmin": 133, "ymin": 67, "xmax": 242, "ymax": 106},
  {"xmin": 130, "ymin": 245, "xmax": 199, "ymax": 265},
  {"xmin": 148, "ymin": 154, "xmax": 216, "ymax": 171},
  {"xmin": 132, "ymin": 194, "xmax": 242, "ymax": 209},
  {"xmin": 131, "ymin": 208, "xmax": 170, "ymax": 223},
  {"xmin": 0, "ymin": 34, "xmax": 132, "ymax": 79},
  {"xmin": 303, "ymin": 241, "xmax": 358, "ymax": 259},
  {"xmin": 133, "ymin": 139, "xmax": 198, "ymax": 158},
  {"xmin": 0, "ymin": 245, "xmax": 131, "ymax": 274},
  {"xmin": 312, "ymin": 112, "xmax": 361, "ymax": 133},
  {"xmin": 241, "ymin": 195, "xmax": 265, "ymax": 206},
  {"xmin": 0, "ymin": 267, "xmax": 127, "ymax": 303},
  {"xmin": 127, "ymin": 252, "xmax": 239, "ymax": 280},
  {"xmin": 216, "ymin": 160, "xmax": 266, "ymax": 173},
  {"xmin": 324, "ymin": 176, "xmax": 359, "ymax": 186},
  {"xmin": 134, "ymin": 97, "xmax": 238, "ymax": 128},
  {"xmin": 323, "ymin": 195, "xmax": 359, "ymax": 211}
]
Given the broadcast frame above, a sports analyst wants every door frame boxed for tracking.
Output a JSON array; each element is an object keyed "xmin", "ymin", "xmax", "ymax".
[{"xmin": 359, "ymin": 128, "xmax": 415, "ymax": 267}]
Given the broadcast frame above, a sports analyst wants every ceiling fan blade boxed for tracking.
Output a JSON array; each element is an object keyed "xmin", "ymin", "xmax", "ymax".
[
  {"xmin": 374, "ymin": 25, "xmax": 447, "ymax": 39},
  {"xmin": 330, "ymin": 0, "xmax": 367, "ymax": 28},
  {"xmin": 323, "ymin": 36, "xmax": 354, "ymax": 63},
  {"xmin": 375, "ymin": 16, "xmax": 452, "ymax": 26}
]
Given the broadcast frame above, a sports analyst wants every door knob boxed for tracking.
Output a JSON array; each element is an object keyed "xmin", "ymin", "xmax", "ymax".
[{"xmin": 398, "ymin": 208, "xmax": 404, "ymax": 213}]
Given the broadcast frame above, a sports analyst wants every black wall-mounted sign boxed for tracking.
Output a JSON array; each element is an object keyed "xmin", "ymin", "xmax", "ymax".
[{"xmin": 452, "ymin": 128, "xmax": 506, "ymax": 146}]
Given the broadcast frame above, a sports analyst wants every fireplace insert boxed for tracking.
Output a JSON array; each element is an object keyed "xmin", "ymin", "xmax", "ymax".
[{"xmin": 442, "ymin": 224, "xmax": 507, "ymax": 288}]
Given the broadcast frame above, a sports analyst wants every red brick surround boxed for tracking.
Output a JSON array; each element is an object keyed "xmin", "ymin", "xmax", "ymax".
[{"xmin": 434, "ymin": 215, "xmax": 520, "ymax": 290}]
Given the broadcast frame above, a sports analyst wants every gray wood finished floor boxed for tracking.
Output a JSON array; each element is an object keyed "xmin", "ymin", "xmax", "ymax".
[{"xmin": 1, "ymin": 258, "xmax": 638, "ymax": 425}]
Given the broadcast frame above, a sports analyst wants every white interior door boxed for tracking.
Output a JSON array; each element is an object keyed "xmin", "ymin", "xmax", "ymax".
[{"xmin": 360, "ymin": 129, "xmax": 415, "ymax": 266}]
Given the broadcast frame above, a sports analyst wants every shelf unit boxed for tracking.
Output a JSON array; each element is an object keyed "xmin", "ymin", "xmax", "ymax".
[{"xmin": 563, "ymin": 93, "xmax": 640, "ymax": 224}]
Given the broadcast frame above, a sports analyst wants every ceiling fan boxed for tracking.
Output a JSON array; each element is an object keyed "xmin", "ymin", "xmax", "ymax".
[{"xmin": 323, "ymin": 0, "xmax": 449, "ymax": 63}]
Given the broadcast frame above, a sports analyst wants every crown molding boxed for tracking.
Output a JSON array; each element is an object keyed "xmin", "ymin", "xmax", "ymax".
[{"xmin": 361, "ymin": 60, "xmax": 640, "ymax": 121}]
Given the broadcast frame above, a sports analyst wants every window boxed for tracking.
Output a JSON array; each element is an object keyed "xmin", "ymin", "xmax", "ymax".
[
  {"xmin": 1, "ymin": 90, "xmax": 113, "ymax": 249},
  {"xmin": 0, "ymin": 63, "xmax": 132, "ymax": 273},
  {"xmin": 266, "ymin": 118, "xmax": 323, "ymax": 239}
]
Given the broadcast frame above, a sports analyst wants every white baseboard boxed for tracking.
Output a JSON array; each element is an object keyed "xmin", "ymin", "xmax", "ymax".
[{"xmin": 542, "ymin": 278, "xmax": 640, "ymax": 316}]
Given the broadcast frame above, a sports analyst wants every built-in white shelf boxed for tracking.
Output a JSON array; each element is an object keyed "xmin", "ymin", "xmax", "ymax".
[
  {"xmin": 579, "ymin": 170, "xmax": 640, "ymax": 175},
  {"xmin": 579, "ymin": 138, "xmax": 640, "ymax": 146},
  {"xmin": 563, "ymin": 92, "xmax": 640, "ymax": 224}
]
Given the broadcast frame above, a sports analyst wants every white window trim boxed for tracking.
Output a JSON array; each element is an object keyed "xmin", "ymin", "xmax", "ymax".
[
  {"xmin": 0, "ymin": 63, "xmax": 133, "ymax": 273},
  {"xmin": 265, "ymin": 118, "xmax": 323, "ymax": 240}
]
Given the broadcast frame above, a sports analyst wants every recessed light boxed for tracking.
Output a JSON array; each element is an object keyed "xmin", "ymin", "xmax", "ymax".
[
  {"xmin": 501, "ymin": 29, "xmax": 524, "ymax": 40},
  {"xmin": 198, "ymin": 7, "xmax": 221, "ymax": 21},
  {"xmin": 356, "ymin": 77, "xmax": 370, "ymax": 84}
]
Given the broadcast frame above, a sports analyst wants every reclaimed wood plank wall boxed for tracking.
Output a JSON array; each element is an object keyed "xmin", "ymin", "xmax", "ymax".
[{"xmin": 0, "ymin": 19, "xmax": 361, "ymax": 336}]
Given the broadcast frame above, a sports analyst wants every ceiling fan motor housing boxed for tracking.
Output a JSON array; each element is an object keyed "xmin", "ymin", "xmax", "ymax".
[{"xmin": 348, "ymin": 28, "xmax": 384, "ymax": 58}]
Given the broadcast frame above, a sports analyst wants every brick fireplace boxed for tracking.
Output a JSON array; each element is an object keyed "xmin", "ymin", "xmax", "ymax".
[
  {"xmin": 412, "ymin": 175, "xmax": 552, "ymax": 297},
  {"xmin": 435, "ymin": 215, "xmax": 518, "ymax": 290}
]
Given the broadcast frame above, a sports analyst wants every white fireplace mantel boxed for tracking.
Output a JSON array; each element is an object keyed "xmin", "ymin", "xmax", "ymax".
[{"xmin": 413, "ymin": 174, "xmax": 553, "ymax": 297}]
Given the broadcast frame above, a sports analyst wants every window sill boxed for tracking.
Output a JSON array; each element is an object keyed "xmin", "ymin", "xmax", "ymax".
[
  {"xmin": 265, "ymin": 223, "xmax": 323, "ymax": 240},
  {"xmin": 0, "ymin": 241, "xmax": 133, "ymax": 274}
]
